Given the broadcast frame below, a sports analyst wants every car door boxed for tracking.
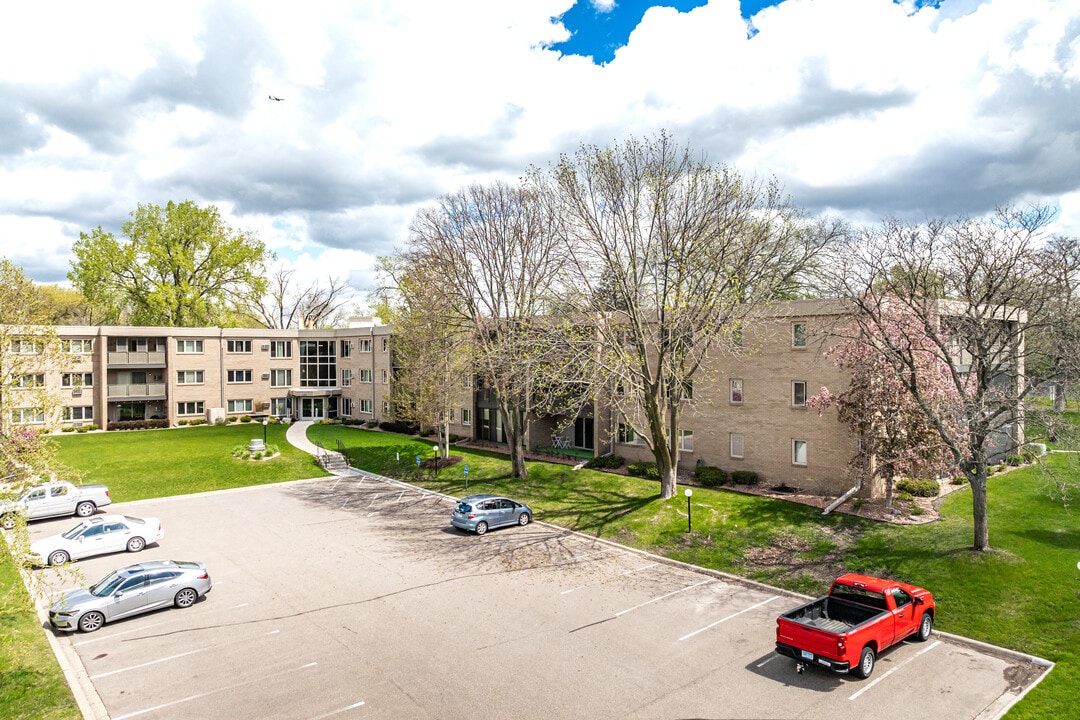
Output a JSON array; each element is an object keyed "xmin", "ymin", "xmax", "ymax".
[
  {"xmin": 144, "ymin": 570, "xmax": 183, "ymax": 610},
  {"xmin": 493, "ymin": 499, "xmax": 515, "ymax": 528},
  {"xmin": 72, "ymin": 524, "xmax": 107, "ymax": 560},
  {"xmin": 106, "ymin": 575, "xmax": 149, "ymax": 620},
  {"xmin": 45, "ymin": 484, "xmax": 76, "ymax": 516},
  {"xmin": 100, "ymin": 520, "xmax": 132, "ymax": 554},
  {"xmin": 889, "ymin": 588, "xmax": 915, "ymax": 645},
  {"xmin": 22, "ymin": 488, "xmax": 50, "ymax": 519}
]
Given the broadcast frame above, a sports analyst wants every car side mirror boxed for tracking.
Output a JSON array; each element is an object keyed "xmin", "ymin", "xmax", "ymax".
[
  {"xmin": 114, "ymin": 591, "xmax": 124, "ymax": 598},
  {"xmin": 914, "ymin": 596, "xmax": 923, "ymax": 605}
]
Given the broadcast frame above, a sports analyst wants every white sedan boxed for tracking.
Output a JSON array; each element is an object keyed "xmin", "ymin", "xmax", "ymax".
[{"xmin": 30, "ymin": 515, "xmax": 164, "ymax": 567}]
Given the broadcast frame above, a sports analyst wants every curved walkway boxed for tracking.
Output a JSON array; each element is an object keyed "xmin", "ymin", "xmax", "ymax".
[{"xmin": 285, "ymin": 420, "xmax": 320, "ymax": 455}]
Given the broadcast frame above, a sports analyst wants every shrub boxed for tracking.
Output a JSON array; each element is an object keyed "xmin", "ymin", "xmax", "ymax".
[
  {"xmin": 952, "ymin": 475, "xmax": 968, "ymax": 485},
  {"xmin": 61, "ymin": 426, "xmax": 75, "ymax": 433},
  {"xmin": 226, "ymin": 416, "xmax": 238, "ymax": 423},
  {"xmin": 107, "ymin": 419, "xmax": 168, "ymax": 431},
  {"xmin": 852, "ymin": 497, "xmax": 865, "ymax": 511},
  {"xmin": 730, "ymin": 470, "xmax": 759, "ymax": 485},
  {"xmin": 365, "ymin": 421, "xmax": 379, "ymax": 428},
  {"xmin": 911, "ymin": 506, "xmax": 925, "ymax": 516},
  {"xmin": 75, "ymin": 426, "xmax": 91, "ymax": 433},
  {"xmin": 694, "ymin": 466, "xmax": 728, "ymax": 487},
  {"xmin": 379, "ymin": 420, "xmax": 420, "ymax": 435},
  {"xmin": 1006, "ymin": 455, "xmax": 1023, "ymax": 467},
  {"xmin": 240, "ymin": 415, "xmax": 252, "ymax": 423},
  {"xmin": 895, "ymin": 478, "xmax": 940, "ymax": 497},
  {"xmin": 190, "ymin": 418, "xmax": 207, "ymax": 426},
  {"xmin": 586, "ymin": 454, "xmax": 625, "ymax": 470},
  {"xmin": 896, "ymin": 491, "xmax": 914, "ymax": 502},
  {"xmin": 1021, "ymin": 447, "xmax": 1040, "ymax": 463},
  {"xmin": 627, "ymin": 461, "xmax": 660, "ymax": 480},
  {"xmin": 418, "ymin": 428, "xmax": 435, "ymax": 437}
]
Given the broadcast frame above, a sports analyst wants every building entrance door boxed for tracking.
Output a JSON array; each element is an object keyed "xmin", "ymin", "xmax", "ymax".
[{"xmin": 301, "ymin": 398, "xmax": 325, "ymax": 420}]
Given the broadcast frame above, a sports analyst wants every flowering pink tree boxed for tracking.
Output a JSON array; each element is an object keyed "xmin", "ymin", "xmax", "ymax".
[{"xmin": 808, "ymin": 302, "xmax": 968, "ymax": 508}]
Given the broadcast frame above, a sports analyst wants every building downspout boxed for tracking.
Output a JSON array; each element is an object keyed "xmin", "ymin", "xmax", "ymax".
[{"xmin": 822, "ymin": 477, "xmax": 861, "ymax": 515}]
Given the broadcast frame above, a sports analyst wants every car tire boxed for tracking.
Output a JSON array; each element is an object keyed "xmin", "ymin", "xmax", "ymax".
[
  {"xmin": 1, "ymin": 513, "xmax": 15, "ymax": 531},
  {"xmin": 917, "ymin": 612, "xmax": 933, "ymax": 641},
  {"xmin": 75, "ymin": 501, "xmax": 96, "ymax": 518},
  {"xmin": 852, "ymin": 646, "xmax": 876, "ymax": 679},
  {"xmin": 475, "ymin": 521, "xmax": 488, "ymax": 536},
  {"xmin": 174, "ymin": 588, "xmax": 198, "ymax": 608},
  {"xmin": 48, "ymin": 550, "xmax": 71, "ymax": 566},
  {"xmin": 78, "ymin": 611, "xmax": 105, "ymax": 633},
  {"xmin": 518, "ymin": 512, "xmax": 530, "ymax": 526},
  {"xmin": 126, "ymin": 536, "xmax": 146, "ymax": 552}
]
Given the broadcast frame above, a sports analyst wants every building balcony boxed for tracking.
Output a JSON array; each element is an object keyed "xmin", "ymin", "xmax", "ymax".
[
  {"xmin": 108, "ymin": 383, "xmax": 167, "ymax": 399},
  {"xmin": 108, "ymin": 351, "xmax": 167, "ymax": 367}
]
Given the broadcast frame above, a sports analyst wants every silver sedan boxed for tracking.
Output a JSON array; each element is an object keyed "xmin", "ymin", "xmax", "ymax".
[
  {"xmin": 29, "ymin": 515, "xmax": 164, "ymax": 567},
  {"xmin": 49, "ymin": 560, "xmax": 212, "ymax": 633}
]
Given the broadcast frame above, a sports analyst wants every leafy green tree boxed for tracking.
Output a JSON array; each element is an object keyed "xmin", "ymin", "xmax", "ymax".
[
  {"xmin": 70, "ymin": 200, "xmax": 269, "ymax": 327},
  {"xmin": 33, "ymin": 284, "xmax": 119, "ymax": 325}
]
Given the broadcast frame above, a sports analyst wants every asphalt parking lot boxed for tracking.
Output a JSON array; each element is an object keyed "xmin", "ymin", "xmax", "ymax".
[{"xmin": 28, "ymin": 475, "xmax": 1050, "ymax": 720}]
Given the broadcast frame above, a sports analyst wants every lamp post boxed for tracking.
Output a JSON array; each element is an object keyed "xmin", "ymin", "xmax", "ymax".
[
  {"xmin": 262, "ymin": 419, "xmax": 268, "ymax": 443},
  {"xmin": 685, "ymin": 488, "xmax": 693, "ymax": 533}
]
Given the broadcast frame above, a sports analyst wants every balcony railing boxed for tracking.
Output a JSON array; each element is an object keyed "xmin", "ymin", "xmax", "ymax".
[
  {"xmin": 108, "ymin": 351, "xmax": 167, "ymax": 365},
  {"xmin": 108, "ymin": 383, "xmax": 167, "ymax": 398}
]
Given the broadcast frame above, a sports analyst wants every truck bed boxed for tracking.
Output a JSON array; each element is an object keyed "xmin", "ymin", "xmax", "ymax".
[{"xmin": 780, "ymin": 596, "xmax": 884, "ymax": 634}]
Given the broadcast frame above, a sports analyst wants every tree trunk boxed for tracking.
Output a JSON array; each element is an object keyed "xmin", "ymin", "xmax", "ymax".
[
  {"xmin": 500, "ymin": 403, "xmax": 530, "ymax": 479},
  {"xmin": 969, "ymin": 468, "xmax": 990, "ymax": 551}
]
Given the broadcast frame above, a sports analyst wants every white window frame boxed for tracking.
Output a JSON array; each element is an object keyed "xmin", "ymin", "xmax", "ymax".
[
  {"xmin": 62, "ymin": 339, "xmax": 93, "ymax": 354},
  {"xmin": 227, "ymin": 369, "xmax": 253, "ymax": 384},
  {"xmin": 359, "ymin": 398, "xmax": 373, "ymax": 414},
  {"xmin": 791, "ymin": 381, "xmax": 807, "ymax": 407},
  {"xmin": 10, "ymin": 339, "xmax": 43, "ymax": 354},
  {"xmin": 358, "ymin": 338, "xmax": 372, "ymax": 352},
  {"xmin": 359, "ymin": 369, "xmax": 372, "ymax": 383},
  {"xmin": 12, "ymin": 408, "xmax": 45, "ymax": 424},
  {"xmin": 792, "ymin": 439, "xmax": 808, "ymax": 467},
  {"xmin": 270, "ymin": 340, "xmax": 292, "ymax": 358},
  {"xmin": 792, "ymin": 322, "xmax": 807, "ymax": 349},
  {"xmin": 227, "ymin": 399, "xmax": 253, "ymax": 413},
  {"xmin": 270, "ymin": 398, "xmax": 289, "ymax": 416},
  {"xmin": 381, "ymin": 338, "xmax": 389, "ymax": 352},
  {"xmin": 17, "ymin": 374, "xmax": 45, "ymax": 389},
  {"xmin": 63, "ymin": 406, "xmax": 94, "ymax": 421},
  {"xmin": 730, "ymin": 433, "xmax": 744, "ymax": 459},
  {"xmin": 176, "ymin": 370, "xmax": 204, "ymax": 385},
  {"xmin": 270, "ymin": 369, "xmax": 292, "ymax": 387},
  {"xmin": 461, "ymin": 408, "xmax": 471, "ymax": 426},
  {"xmin": 61, "ymin": 372, "xmax": 94, "ymax": 388},
  {"xmin": 177, "ymin": 401, "xmax": 204, "ymax": 416},
  {"xmin": 226, "ymin": 339, "xmax": 252, "ymax": 354},
  {"xmin": 678, "ymin": 429, "xmax": 694, "ymax": 452},
  {"xmin": 340, "ymin": 369, "xmax": 352, "ymax": 387},
  {"xmin": 730, "ymin": 378, "xmax": 743, "ymax": 404},
  {"xmin": 341, "ymin": 397, "xmax": 354, "ymax": 415},
  {"xmin": 177, "ymin": 339, "xmax": 204, "ymax": 354}
]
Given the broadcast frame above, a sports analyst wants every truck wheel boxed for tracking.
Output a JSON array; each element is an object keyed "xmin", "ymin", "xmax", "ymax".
[
  {"xmin": 853, "ymin": 646, "xmax": 876, "ymax": 679},
  {"xmin": 917, "ymin": 612, "xmax": 933, "ymax": 641},
  {"xmin": 75, "ymin": 501, "xmax": 96, "ymax": 518},
  {"xmin": 1, "ymin": 513, "xmax": 15, "ymax": 530}
]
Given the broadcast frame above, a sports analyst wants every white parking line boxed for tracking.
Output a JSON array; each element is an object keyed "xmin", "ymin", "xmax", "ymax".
[
  {"xmin": 848, "ymin": 640, "xmax": 941, "ymax": 701},
  {"xmin": 561, "ymin": 558, "xmax": 653, "ymax": 595},
  {"xmin": 88, "ymin": 629, "xmax": 280, "ymax": 680},
  {"xmin": 756, "ymin": 655, "xmax": 778, "ymax": 668},
  {"xmin": 679, "ymin": 595, "xmax": 781, "ymax": 641},
  {"xmin": 230, "ymin": 603, "xmax": 250, "ymax": 609},
  {"xmin": 622, "ymin": 562, "xmax": 659, "ymax": 575},
  {"xmin": 111, "ymin": 661, "xmax": 318, "ymax": 720},
  {"xmin": 73, "ymin": 621, "xmax": 168, "ymax": 646},
  {"xmin": 614, "ymin": 579, "xmax": 713, "ymax": 617},
  {"xmin": 311, "ymin": 700, "xmax": 366, "ymax": 719}
]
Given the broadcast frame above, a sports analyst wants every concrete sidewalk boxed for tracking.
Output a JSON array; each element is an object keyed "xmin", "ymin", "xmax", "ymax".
[{"xmin": 285, "ymin": 420, "xmax": 320, "ymax": 455}]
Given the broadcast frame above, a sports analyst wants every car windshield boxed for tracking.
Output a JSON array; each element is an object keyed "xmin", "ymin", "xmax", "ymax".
[
  {"xmin": 61, "ymin": 524, "xmax": 86, "ymax": 540},
  {"xmin": 89, "ymin": 571, "xmax": 127, "ymax": 597},
  {"xmin": 123, "ymin": 516, "xmax": 144, "ymax": 525}
]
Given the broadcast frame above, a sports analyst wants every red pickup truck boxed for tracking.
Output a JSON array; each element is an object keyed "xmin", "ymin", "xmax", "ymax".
[{"xmin": 775, "ymin": 573, "xmax": 935, "ymax": 679}]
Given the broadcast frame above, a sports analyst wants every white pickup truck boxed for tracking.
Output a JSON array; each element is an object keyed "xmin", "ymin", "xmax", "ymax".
[{"xmin": 1, "ymin": 480, "xmax": 112, "ymax": 529}]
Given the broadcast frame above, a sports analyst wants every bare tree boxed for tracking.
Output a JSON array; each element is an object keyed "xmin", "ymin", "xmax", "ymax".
[
  {"xmin": 404, "ymin": 181, "xmax": 567, "ymax": 478},
  {"xmin": 535, "ymin": 133, "xmax": 835, "ymax": 499},
  {"xmin": 821, "ymin": 206, "xmax": 1061, "ymax": 551},
  {"xmin": 257, "ymin": 266, "xmax": 355, "ymax": 329}
]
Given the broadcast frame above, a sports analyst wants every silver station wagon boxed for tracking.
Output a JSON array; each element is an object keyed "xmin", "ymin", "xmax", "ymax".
[
  {"xmin": 49, "ymin": 559, "xmax": 212, "ymax": 633},
  {"xmin": 451, "ymin": 494, "xmax": 532, "ymax": 535}
]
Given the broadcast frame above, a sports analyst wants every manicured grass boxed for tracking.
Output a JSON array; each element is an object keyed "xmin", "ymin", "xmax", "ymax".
[
  {"xmin": 53, "ymin": 423, "xmax": 331, "ymax": 501},
  {"xmin": 309, "ymin": 424, "xmax": 1080, "ymax": 717},
  {"xmin": 0, "ymin": 546, "xmax": 80, "ymax": 720}
]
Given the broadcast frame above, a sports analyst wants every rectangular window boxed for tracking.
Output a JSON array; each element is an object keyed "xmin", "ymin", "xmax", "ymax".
[
  {"xmin": 177, "ymin": 339, "xmax": 204, "ymax": 354},
  {"xmin": 10, "ymin": 339, "xmax": 43, "ymax": 354},
  {"xmin": 461, "ymin": 374, "xmax": 473, "ymax": 389},
  {"xmin": 461, "ymin": 408, "xmax": 471, "ymax": 425},
  {"xmin": 340, "ymin": 340, "xmax": 352, "ymax": 358},
  {"xmin": 358, "ymin": 338, "xmax": 372, "ymax": 352},
  {"xmin": 226, "ymin": 339, "xmax": 252, "ymax": 353},
  {"xmin": 359, "ymin": 398, "xmax": 373, "ymax": 414},
  {"xmin": 382, "ymin": 338, "xmax": 389, "ymax": 352},
  {"xmin": 62, "ymin": 372, "xmax": 94, "ymax": 388},
  {"xmin": 270, "ymin": 369, "xmax": 292, "ymax": 387},
  {"xmin": 12, "ymin": 408, "xmax": 45, "ymax": 424},
  {"xmin": 270, "ymin": 398, "xmax": 288, "ymax": 416},
  {"xmin": 359, "ymin": 369, "xmax": 372, "ymax": 383},
  {"xmin": 177, "ymin": 401, "xmax": 204, "ymax": 416},
  {"xmin": 617, "ymin": 423, "xmax": 642, "ymax": 444},
  {"xmin": 448, "ymin": 408, "xmax": 456, "ymax": 423},
  {"xmin": 730, "ymin": 433, "xmax": 744, "ymax": 459},
  {"xmin": 792, "ymin": 381, "xmax": 807, "ymax": 407},
  {"xmin": 730, "ymin": 379, "xmax": 743, "ymax": 404},
  {"xmin": 340, "ymin": 369, "xmax": 352, "ymax": 387},
  {"xmin": 381, "ymin": 369, "xmax": 388, "ymax": 384},
  {"xmin": 61, "ymin": 339, "xmax": 93, "ymax": 354},
  {"xmin": 227, "ymin": 369, "xmax": 253, "ymax": 384},
  {"xmin": 63, "ymin": 406, "xmax": 94, "ymax": 421},
  {"xmin": 227, "ymin": 399, "xmax": 253, "ymax": 413},
  {"xmin": 17, "ymin": 374, "xmax": 44, "ymax": 389},
  {"xmin": 792, "ymin": 439, "xmax": 808, "ymax": 466},
  {"xmin": 341, "ymin": 397, "xmax": 353, "ymax": 415},
  {"xmin": 176, "ymin": 370, "xmax": 204, "ymax": 385},
  {"xmin": 382, "ymin": 400, "xmax": 390, "ymax": 415},
  {"xmin": 270, "ymin": 340, "xmax": 292, "ymax": 358},
  {"xmin": 792, "ymin": 322, "xmax": 807, "ymax": 348},
  {"xmin": 678, "ymin": 429, "xmax": 694, "ymax": 452}
]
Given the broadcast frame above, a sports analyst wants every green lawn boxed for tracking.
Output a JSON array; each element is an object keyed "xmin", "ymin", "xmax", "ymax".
[{"xmin": 3, "ymin": 422, "xmax": 1077, "ymax": 718}]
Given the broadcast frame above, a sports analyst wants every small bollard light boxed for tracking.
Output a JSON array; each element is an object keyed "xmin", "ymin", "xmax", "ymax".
[
  {"xmin": 685, "ymin": 488, "xmax": 693, "ymax": 533},
  {"xmin": 262, "ymin": 419, "xmax": 268, "ymax": 442}
]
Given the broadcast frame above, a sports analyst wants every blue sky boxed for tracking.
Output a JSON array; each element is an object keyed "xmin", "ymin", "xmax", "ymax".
[{"xmin": 0, "ymin": 0, "xmax": 1077, "ymax": 299}]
